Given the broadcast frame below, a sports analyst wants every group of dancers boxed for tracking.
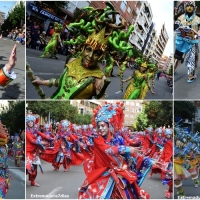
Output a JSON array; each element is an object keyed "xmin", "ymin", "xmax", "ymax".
[
  {"xmin": 26, "ymin": 101, "xmax": 173, "ymax": 199},
  {"xmin": 174, "ymin": 124, "xmax": 200, "ymax": 197},
  {"xmin": 27, "ymin": 2, "xmax": 158, "ymax": 100}
]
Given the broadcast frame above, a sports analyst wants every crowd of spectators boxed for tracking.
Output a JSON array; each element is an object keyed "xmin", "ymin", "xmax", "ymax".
[
  {"xmin": 1, "ymin": 24, "xmax": 26, "ymax": 45},
  {"xmin": 26, "ymin": 13, "xmax": 77, "ymax": 56}
]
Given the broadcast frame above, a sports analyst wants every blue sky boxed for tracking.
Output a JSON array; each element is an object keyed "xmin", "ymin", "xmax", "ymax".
[{"xmin": 0, "ymin": 1, "xmax": 16, "ymax": 17}]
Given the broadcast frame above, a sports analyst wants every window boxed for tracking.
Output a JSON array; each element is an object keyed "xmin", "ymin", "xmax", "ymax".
[
  {"xmin": 80, "ymin": 108, "xmax": 84, "ymax": 114},
  {"xmin": 126, "ymin": 108, "xmax": 129, "ymax": 111},
  {"xmin": 120, "ymin": 1, "xmax": 127, "ymax": 13},
  {"xmin": 131, "ymin": 102, "xmax": 134, "ymax": 106},
  {"xmin": 127, "ymin": 6, "xmax": 131, "ymax": 13},
  {"xmin": 125, "ymin": 114, "xmax": 128, "ymax": 117},
  {"xmin": 130, "ymin": 115, "xmax": 133, "ymax": 118}
]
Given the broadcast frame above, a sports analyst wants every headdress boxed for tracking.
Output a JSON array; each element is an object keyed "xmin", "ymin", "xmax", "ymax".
[
  {"xmin": 82, "ymin": 124, "xmax": 88, "ymax": 130},
  {"xmin": 184, "ymin": 1, "xmax": 195, "ymax": 8},
  {"xmin": 92, "ymin": 102, "xmax": 124, "ymax": 131},
  {"xmin": 44, "ymin": 123, "xmax": 52, "ymax": 131},
  {"xmin": 141, "ymin": 62, "xmax": 147, "ymax": 68},
  {"xmin": 0, "ymin": 121, "xmax": 8, "ymax": 145},
  {"xmin": 184, "ymin": 1, "xmax": 196, "ymax": 12},
  {"xmin": 85, "ymin": 28, "xmax": 109, "ymax": 52},
  {"xmin": 146, "ymin": 127, "xmax": 153, "ymax": 134},
  {"xmin": 61, "ymin": 120, "xmax": 70, "ymax": 128},
  {"xmin": 156, "ymin": 128, "xmax": 162, "ymax": 134},
  {"xmin": 26, "ymin": 114, "xmax": 39, "ymax": 124},
  {"xmin": 54, "ymin": 22, "xmax": 63, "ymax": 32},
  {"xmin": 14, "ymin": 133, "xmax": 20, "ymax": 141},
  {"xmin": 164, "ymin": 128, "xmax": 173, "ymax": 135}
]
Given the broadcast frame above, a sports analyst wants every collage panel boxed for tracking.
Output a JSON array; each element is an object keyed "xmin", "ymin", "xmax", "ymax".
[
  {"xmin": 0, "ymin": 1, "xmax": 25, "ymax": 99},
  {"xmin": 174, "ymin": 101, "xmax": 200, "ymax": 199},
  {"xmin": 26, "ymin": 100, "xmax": 173, "ymax": 199},
  {"xmin": 0, "ymin": 100, "xmax": 25, "ymax": 199},
  {"xmin": 26, "ymin": 1, "xmax": 173, "ymax": 100},
  {"xmin": 174, "ymin": 1, "xmax": 200, "ymax": 99}
]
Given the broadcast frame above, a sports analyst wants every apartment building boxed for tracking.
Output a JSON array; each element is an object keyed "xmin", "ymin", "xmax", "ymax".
[
  {"xmin": 152, "ymin": 23, "xmax": 169, "ymax": 63},
  {"xmin": 0, "ymin": 11, "xmax": 5, "ymax": 25}
]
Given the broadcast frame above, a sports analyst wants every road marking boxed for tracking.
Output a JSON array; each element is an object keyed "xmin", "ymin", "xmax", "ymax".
[
  {"xmin": 27, "ymin": 56, "xmax": 65, "ymax": 64},
  {"xmin": 9, "ymin": 169, "xmax": 25, "ymax": 181},
  {"xmin": 44, "ymin": 187, "xmax": 62, "ymax": 199},
  {"xmin": 27, "ymin": 56, "xmax": 43, "ymax": 60},
  {"xmin": 34, "ymin": 72, "xmax": 61, "ymax": 75}
]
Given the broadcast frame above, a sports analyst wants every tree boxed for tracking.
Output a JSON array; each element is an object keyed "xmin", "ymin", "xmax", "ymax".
[
  {"xmin": 134, "ymin": 110, "xmax": 148, "ymax": 131},
  {"xmin": 1, "ymin": 101, "xmax": 25, "ymax": 135},
  {"xmin": 174, "ymin": 101, "xmax": 196, "ymax": 120},
  {"xmin": 1, "ymin": 1, "xmax": 25, "ymax": 31},
  {"xmin": 27, "ymin": 101, "xmax": 92, "ymax": 125},
  {"xmin": 143, "ymin": 101, "xmax": 173, "ymax": 128},
  {"xmin": 194, "ymin": 122, "xmax": 200, "ymax": 132}
]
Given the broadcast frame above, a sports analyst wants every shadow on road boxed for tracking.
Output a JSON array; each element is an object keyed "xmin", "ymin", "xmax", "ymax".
[{"xmin": 0, "ymin": 83, "xmax": 21, "ymax": 99}]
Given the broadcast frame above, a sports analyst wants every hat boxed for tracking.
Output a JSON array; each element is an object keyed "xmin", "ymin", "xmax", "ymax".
[{"xmin": 92, "ymin": 102, "xmax": 124, "ymax": 131}]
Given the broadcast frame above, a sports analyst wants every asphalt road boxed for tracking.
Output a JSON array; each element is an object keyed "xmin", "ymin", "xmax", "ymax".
[
  {"xmin": 174, "ymin": 177, "xmax": 200, "ymax": 199},
  {"xmin": 26, "ymin": 160, "xmax": 171, "ymax": 199},
  {"xmin": 7, "ymin": 156, "xmax": 25, "ymax": 199},
  {"xmin": 174, "ymin": 57, "xmax": 200, "ymax": 99},
  {"xmin": 0, "ymin": 38, "xmax": 25, "ymax": 99},
  {"xmin": 26, "ymin": 48, "xmax": 172, "ymax": 100}
]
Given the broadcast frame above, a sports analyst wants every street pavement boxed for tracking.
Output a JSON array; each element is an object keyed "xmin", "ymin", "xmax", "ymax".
[
  {"xmin": 26, "ymin": 48, "xmax": 172, "ymax": 100},
  {"xmin": 0, "ymin": 38, "xmax": 25, "ymax": 99},
  {"xmin": 7, "ymin": 156, "xmax": 25, "ymax": 199},
  {"xmin": 174, "ymin": 50, "xmax": 200, "ymax": 99},
  {"xmin": 174, "ymin": 177, "xmax": 200, "ymax": 199},
  {"xmin": 26, "ymin": 160, "xmax": 171, "ymax": 199}
]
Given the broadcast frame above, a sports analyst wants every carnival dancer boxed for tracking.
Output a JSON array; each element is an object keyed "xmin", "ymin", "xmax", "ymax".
[
  {"xmin": 174, "ymin": 1, "xmax": 200, "ymax": 82},
  {"xmin": 26, "ymin": 114, "xmax": 53, "ymax": 187},
  {"xmin": 174, "ymin": 127, "xmax": 191, "ymax": 197},
  {"xmin": 52, "ymin": 120, "xmax": 84, "ymax": 171},
  {"xmin": 43, "ymin": 123, "xmax": 55, "ymax": 147},
  {"xmin": 40, "ymin": 22, "xmax": 63, "ymax": 59},
  {"xmin": 122, "ymin": 61, "xmax": 155, "ymax": 99},
  {"xmin": 150, "ymin": 128, "xmax": 173, "ymax": 199},
  {"xmin": 0, "ymin": 121, "xmax": 10, "ymax": 198},
  {"xmin": 0, "ymin": 44, "xmax": 17, "ymax": 87},
  {"xmin": 78, "ymin": 102, "xmax": 159, "ymax": 199},
  {"xmin": 12, "ymin": 133, "xmax": 23, "ymax": 167},
  {"xmin": 27, "ymin": 3, "xmax": 134, "ymax": 99}
]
